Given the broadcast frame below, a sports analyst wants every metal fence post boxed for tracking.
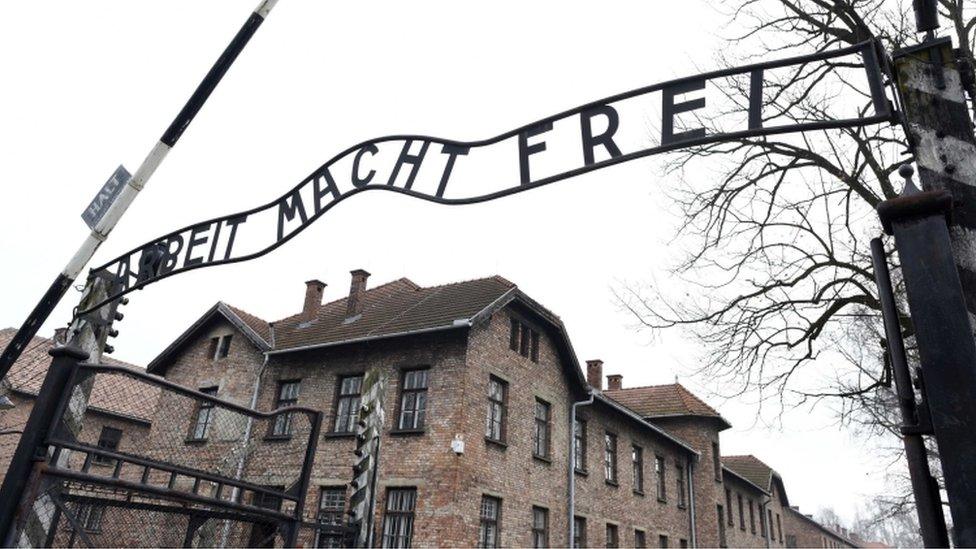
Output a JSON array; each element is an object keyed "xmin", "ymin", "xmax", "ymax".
[
  {"xmin": 0, "ymin": 345, "xmax": 88, "ymax": 546},
  {"xmin": 870, "ymin": 236, "xmax": 949, "ymax": 547},
  {"xmin": 878, "ymin": 169, "xmax": 976, "ymax": 547}
]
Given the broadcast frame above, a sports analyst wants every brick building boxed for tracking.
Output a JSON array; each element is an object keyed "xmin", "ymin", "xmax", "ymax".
[
  {"xmin": 0, "ymin": 328, "xmax": 160, "ymax": 537},
  {"xmin": 0, "ymin": 272, "xmax": 861, "ymax": 547}
]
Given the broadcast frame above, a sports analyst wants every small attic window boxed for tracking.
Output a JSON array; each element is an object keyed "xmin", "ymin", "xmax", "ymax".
[
  {"xmin": 509, "ymin": 317, "xmax": 540, "ymax": 363},
  {"xmin": 209, "ymin": 334, "xmax": 232, "ymax": 360}
]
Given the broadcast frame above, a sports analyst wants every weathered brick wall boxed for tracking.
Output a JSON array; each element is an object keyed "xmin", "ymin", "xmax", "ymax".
[
  {"xmin": 0, "ymin": 394, "xmax": 151, "ymax": 480},
  {"xmin": 573, "ymin": 401, "xmax": 694, "ymax": 548},
  {"xmin": 783, "ymin": 508, "xmax": 857, "ymax": 548},
  {"xmin": 722, "ymin": 473, "xmax": 767, "ymax": 548},
  {"xmin": 458, "ymin": 306, "xmax": 577, "ymax": 547},
  {"xmin": 769, "ymin": 481, "xmax": 790, "ymax": 548},
  {"xmin": 649, "ymin": 416, "xmax": 725, "ymax": 548},
  {"xmin": 461, "ymin": 308, "xmax": 695, "ymax": 548},
  {"xmin": 264, "ymin": 329, "xmax": 470, "ymax": 547}
]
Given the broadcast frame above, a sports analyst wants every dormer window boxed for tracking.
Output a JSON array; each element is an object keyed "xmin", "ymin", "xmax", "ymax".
[{"xmin": 208, "ymin": 334, "xmax": 232, "ymax": 360}]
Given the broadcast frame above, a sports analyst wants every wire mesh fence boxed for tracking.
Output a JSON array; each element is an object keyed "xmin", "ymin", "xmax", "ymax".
[
  {"xmin": 47, "ymin": 364, "xmax": 321, "ymax": 515},
  {"xmin": 5, "ymin": 361, "xmax": 325, "ymax": 548},
  {"xmin": 17, "ymin": 478, "xmax": 304, "ymax": 548}
]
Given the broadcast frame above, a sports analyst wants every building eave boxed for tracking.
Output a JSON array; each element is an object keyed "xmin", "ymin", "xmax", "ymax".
[
  {"xmin": 266, "ymin": 322, "xmax": 469, "ymax": 356},
  {"xmin": 147, "ymin": 302, "xmax": 270, "ymax": 374},
  {"xmin": 593, "ymin": 393, "xmax": 700, "ymax": 457},
  {"xmin": 721, "ymin": 465, "xmax": 771, "ymax": 495}
]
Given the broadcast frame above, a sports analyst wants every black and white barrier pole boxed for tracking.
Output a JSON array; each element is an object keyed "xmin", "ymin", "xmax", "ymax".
[{"xmin": 0, "ymin": 0, "xmax": 279, "ymax": 380}]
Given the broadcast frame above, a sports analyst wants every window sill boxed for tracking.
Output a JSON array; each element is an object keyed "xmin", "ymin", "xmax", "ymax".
[
  {"xmin": 678, "ymin": 504, "xmax": 687, "ymax": 510},
  {"xmin": 323, "ymin": 432, "xmax": 356, "ymax": 439},
  {"xmin": 574, "ymin": 468, "xmax": 588, "ymax": 477},
  {"xmin": 184, "ymin": 438, "xmax": 207, "ymax": 445},
  {"xmin": 605, "ymin": 479, "xmax": 619, "ymax": 488},
  {"xmin": 633, "ymin": 489, "xmax": 645, "ymax": 497},
  {"xmin": 484, "ymin": 437, "xmax": 508, "ymax": 449},
  {"xmin": 263, "ymin": 434, "xmax": 293, "ymax": 442},
  {"xmin": 389, "ymin": 428, "xmax": 426, "ymax": 436},
  {"xmin": 533, "ymin": 454, "xmax": 552, "ymax": 465},
  {"xmin": 657, "ymin": 497, "xmax": 668, "ymax": 504}
]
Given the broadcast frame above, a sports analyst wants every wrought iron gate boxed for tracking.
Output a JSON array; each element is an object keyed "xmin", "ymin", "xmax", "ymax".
[{"xmin": 8, "ymin": 362, "xmax": 324, "ymax": 548}]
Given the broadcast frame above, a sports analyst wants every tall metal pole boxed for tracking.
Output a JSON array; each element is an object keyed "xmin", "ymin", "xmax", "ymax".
[
  {"xmin": 0, "ymin": 0, "xmax": 281, "ymax": 383},
  {"xmin": 870, "ymin": 235, "xmax": 949, "ymax": 548},
  {"xmin": 877, "ymin": 170, "xmax": 976, "ymax": 547}
]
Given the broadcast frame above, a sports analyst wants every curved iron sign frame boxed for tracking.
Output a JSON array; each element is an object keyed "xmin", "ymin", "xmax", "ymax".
[{"xmin": 80, "ymin": 40, "xmax": 893, "ymax": 314}]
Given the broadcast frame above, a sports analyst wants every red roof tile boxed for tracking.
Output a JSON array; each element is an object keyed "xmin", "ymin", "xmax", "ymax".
[
  {"xmin": 269, "ymin": 276, "xmax": 515, "ymax": 352},
  {"xmin": 722, "ymin": 455, "xmax": 775, "ymax": 491},
  {"xmin": 0, "ymin": 328, "xmax": 159, "ymax": 423},
  {"xmin": 604, "ymin": 383, "xmax": 724, "ymax": 419},
  {"xmin": 223, "ymin": 303, "xmax": 271, "ymax": 345}
]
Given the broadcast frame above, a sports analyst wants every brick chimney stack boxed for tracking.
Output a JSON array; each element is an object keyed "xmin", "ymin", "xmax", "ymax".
[
  {"xmin": 607, "ymin": 374, "xmax": 623, "ymax": 391},
  {"xmin": 346, "ymin": 269, "xmax": 371, "ymax": 318},
  {"xmin": 586, "ymin": 359, "xmax": 604, "ymax": 390},
  {"xmin": 302, "ymin": 280, "xmax": 326, "ymax": 321}
]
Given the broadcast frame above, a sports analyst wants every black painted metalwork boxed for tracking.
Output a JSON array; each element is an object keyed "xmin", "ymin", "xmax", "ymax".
[
  {"xmin": 0, "ymin": 3, "xmax": 274, "ymax": 387},
  {"xmin": 1, "ymin": 359, "xmax": 323, "ymax": 547},
  {"xmin": 870, "ymin": 236, "xmax": 949, "ymax": 548},
  {"xmin": 79, "ymin": 40, "xmax": 895, "ymax": 315},
  {"xmin": 877, "ymin": 186, "xmax": 976, "ymax": 547},
  {"xmin": 0, "ymin": 345, "xmax": 88, "ymax": 546}
]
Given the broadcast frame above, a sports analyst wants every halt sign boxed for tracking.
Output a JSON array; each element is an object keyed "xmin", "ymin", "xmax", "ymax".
[{"xmin": 81, "ymin": 165, "xmax": 131, "ymax": 230}]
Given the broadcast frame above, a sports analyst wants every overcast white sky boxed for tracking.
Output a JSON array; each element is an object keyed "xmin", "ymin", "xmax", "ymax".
[{"xmin": 0, "ymin": 1, "xmax": 891, "ymax": 522}]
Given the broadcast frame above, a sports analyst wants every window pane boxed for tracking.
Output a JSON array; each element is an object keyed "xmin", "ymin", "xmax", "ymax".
[
  {"xmin": 534, "ymin": 400, "xmax": 550, "ymax": 458},
  {"xmin": 574, "ymin": 420, "xmax": 587, "ymax": 471},
  {"xmin": 632, "ymin": 446, "xmax": 644, "ymax": 492},
  {"xmin": 532, "ymin": 507, "xmax": 548, "ymax": 548},
  {"xmin": 509, "ymin": 318, "xmax": 519, "ymax": 351},
  {"xmin": 217, "ymin": 334, "xmax": 232, "ymax": 358},
  {"xmin": 478, "ymin": 496, "xmax": 501, "ymax": 548},
  {"xmin": 381, "ymin": 488, "xmax": 416, "ymax": 548},
  {"xmin": 398, "ymin": 370, "xmax": 429, "ymax": 430},
  {"xmin": 334, "ymin": 376, "xmax": 363, "ymax": 433},
  {"xmin": 316, "ymin": 487, "xmax": 346, "ymax": 548},
  {"xmin": 604, "ymin": 433, "xmax": 617, "ymax": 483},
  {"xmin": 485, "ymin": 378, "xmax": 506, "ymax": 442}
]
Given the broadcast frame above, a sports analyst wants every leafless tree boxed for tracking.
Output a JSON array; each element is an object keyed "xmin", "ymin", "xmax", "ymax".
[{"xmin": 617, "ymin": 0, "xmax": 972, "ymax": 529}]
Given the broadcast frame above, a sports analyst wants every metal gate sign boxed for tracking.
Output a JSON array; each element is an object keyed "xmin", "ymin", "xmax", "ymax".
[
  {"xmin": 81, "ymin": 165, "xmax": 131, "ymax": 230},
  {"xmin": 82, "ymin": 40, "xmax": 892, "ymax": 312}
]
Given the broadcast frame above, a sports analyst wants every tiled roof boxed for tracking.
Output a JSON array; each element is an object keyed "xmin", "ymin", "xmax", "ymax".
[
  {"xmin": 269, "ymin": 276, "xmax": 516, "ymax": 352},
  {"xmin": 223, "ymin": 303, "xmax": 271, "ymax": 346},
  {"xmin": 722, "ymin": 455, "xmax": 775, "ymax": 492},
  {"xmin": 0, "ymin": 328, "xmax": 159, "ymax": 423},
  {"xmin": 604, "ymin": 383, "xmax": 724, "ymax": 419}
]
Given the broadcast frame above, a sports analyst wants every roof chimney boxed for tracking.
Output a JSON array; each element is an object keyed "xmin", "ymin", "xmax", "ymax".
[
  {"xmin": 346, "ymin": 269, "xmax": 371, "ymax": 319},
  {"xmin": 607, "ymin": 374, "xmax": 623, "ymax": 391},
  {"xmin": 586, "ymin": 359, "xmax": 604, "ymax": 390},
  {"xmin": 302, "ymin": 280, "xmax": 326, "ymax": 321}
]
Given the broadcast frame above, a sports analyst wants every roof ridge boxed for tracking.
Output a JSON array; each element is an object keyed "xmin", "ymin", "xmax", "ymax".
[
  {"xmin": 604, "ymin": 382, "xmax": 682, "ymax": 392},
  {"xmin": 421, "ymin": 275, "xmax": 515, "ymax": 291},
  {"xmin": 272, "ymin": 277, "xmax": 419, "ymax": 324}
]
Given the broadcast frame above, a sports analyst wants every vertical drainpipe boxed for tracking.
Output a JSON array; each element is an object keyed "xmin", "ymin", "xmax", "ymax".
[
  {"xmin": 760, "ymin": 497, "xmax": 771, "ymax": 549},
  {"xmin": 568, "ymin": 391, "xmax": 595, "ymax": 546},
  {"xmin": 687, "ymin": 456, "xmax": 697, "ymax": 547},
  {"xmin": 219, "ymin": 321, "xmax": 275, "ymax": 548}
]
